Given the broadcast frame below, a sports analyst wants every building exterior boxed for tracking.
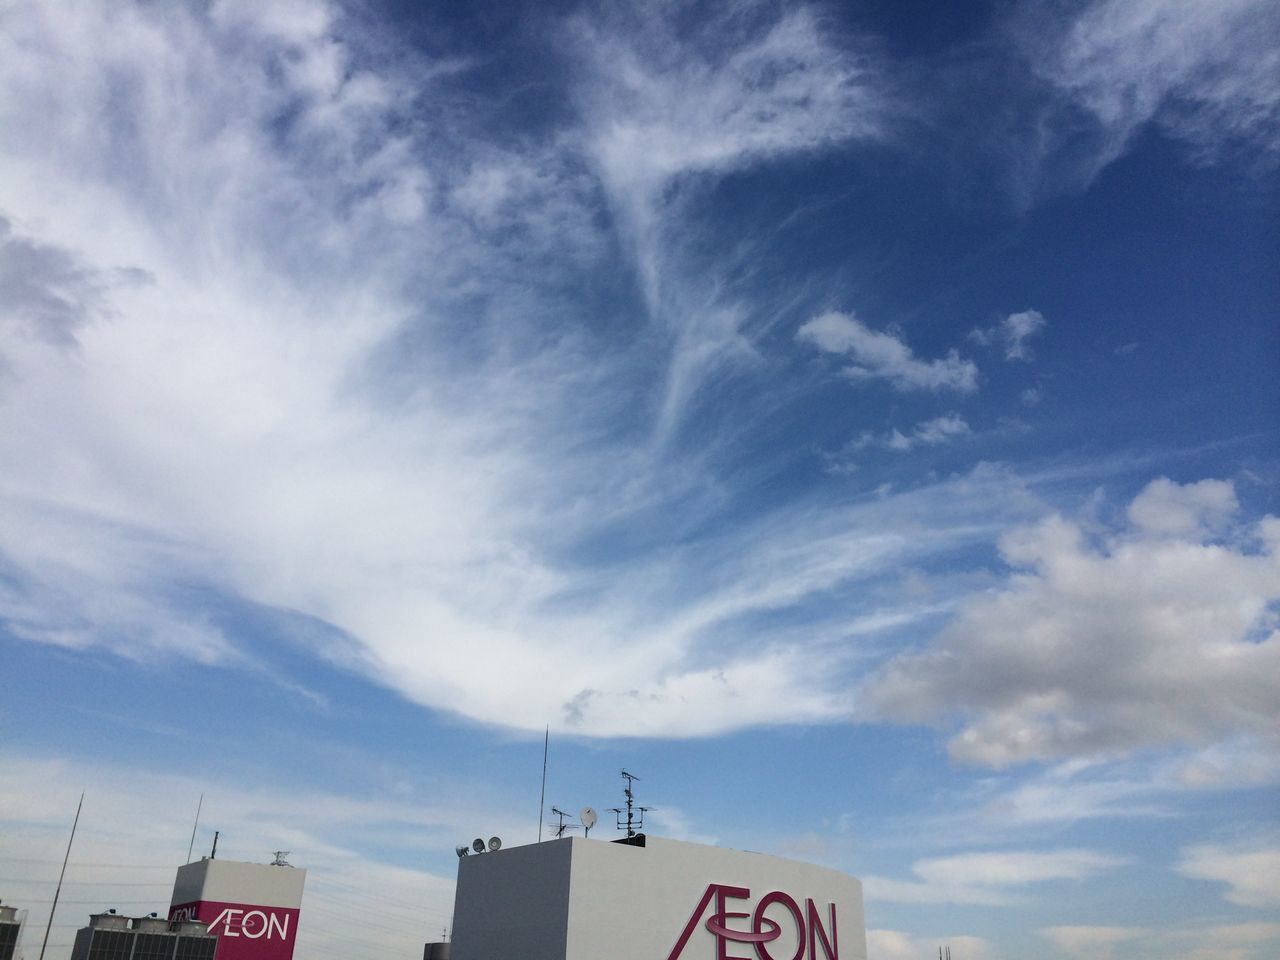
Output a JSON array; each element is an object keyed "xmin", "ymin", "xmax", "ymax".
[
  {"xmin": 168, "ymin": 859, "xmax": 306, "ymax": 960},
  {"xmin": 69, "ymin": 910, "xmax": 217, "ymax": 960},
  {"xmin": 0, "ymin": 902, "xmax": 25, "ymax": 960},
  {"xmin": 450, "ymin": 835, "xmax": 867, "ymax": 960}
]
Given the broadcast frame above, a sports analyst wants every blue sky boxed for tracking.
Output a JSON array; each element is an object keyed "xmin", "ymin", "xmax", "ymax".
[{"xmin": 0, "ymin": 1, "xmax": 1277, "ymax": 958}]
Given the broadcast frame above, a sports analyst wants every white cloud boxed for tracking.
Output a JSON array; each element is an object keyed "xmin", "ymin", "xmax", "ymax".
[
  {"xmin": 857, "ymin": 413, "xmax": 972, "ymax": 453},
  {"xmin": 1177, "ymin": 844, "xmax": 1280, "ymax": 908},
  {"xmin": 576, "ymin": 3, "xmax": 883, "ymax": 199},
  {"xmin": 970, "ymin": 310, "xmax": 1047, "ymax": 362},
  {"xmin": 799, "ymin": 312, "xmax": 979, "ymax": 393},
  {"xmin": 1024, "ymin": 0, "xmax": 1280, "ymax": 172},
  {"xmin": 1042, "ymin": 926, "xmax": 1145, "ymax": 959},
  {"xmin": 0, "ymin": 1, "xmax": 1026, "ymax": 740},
  {"xmin": 1127, "ymin": 477, "xmax": 1239, "ymax": 537},
  {"xmin": 863, "ymin": 478, "xmax": 1280, "ymax": 767},
  {"xmin": 863, "ymin": 848, "xmax": 1124, "ymax": 905},
  {"xmin": 569, "ymin": 3, "xmax": 890, "ymax": 440}
]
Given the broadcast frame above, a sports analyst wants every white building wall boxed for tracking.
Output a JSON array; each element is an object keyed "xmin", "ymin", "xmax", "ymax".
[
  {"xmin": 170, "ymin": 859, "xmax": 306, "ymax": 910},
  {"xmin": 451, "ymin": 836, "xmax": 866, "ymax": 960}
]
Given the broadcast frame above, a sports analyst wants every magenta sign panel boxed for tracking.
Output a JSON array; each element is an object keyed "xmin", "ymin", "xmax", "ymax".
[
  {"xmin": 169, "ymin": 900, "xmax": 300, "ymax": 960},
  {"xmin": 668, "ymin": 883, "xmax": 839, "ymax": 960}
]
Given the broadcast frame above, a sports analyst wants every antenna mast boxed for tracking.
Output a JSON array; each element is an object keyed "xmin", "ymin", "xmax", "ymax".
[
  {"xmin": 39, "ymin": 792, "xmax": 83, "ymax": 960},
  {"xmin": 549, "ymin": 807, "xmax": 573, "ymax": 839},
  {"xmin": 538, "ymin": 726, "xmax": 549, "ymax": 843},
  {"xmin": 186, "ymin": 793, "xmax": 203, "ymax": 864},
  {"xmin": 611, "ymin": 770, "xmax": 650, "ymax": 838}
]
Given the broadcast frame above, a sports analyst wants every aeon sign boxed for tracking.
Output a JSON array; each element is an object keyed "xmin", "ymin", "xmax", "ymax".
[
  {"xmin": 668, "ymin": 883, "xmax": 839, "ymax": 960},
  {"xmin": 169, "ymin": 900, "xmax": 300, "ymax": 960}
]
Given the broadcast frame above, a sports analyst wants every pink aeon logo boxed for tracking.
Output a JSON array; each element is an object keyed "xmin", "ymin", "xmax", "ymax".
[
  {"xmin": 667, "ymin": 883, "xmax": 838, "ymax": 960},
  {"xmin": 169, "ymin": 901, "xmax": 300, "ymax": 960}
]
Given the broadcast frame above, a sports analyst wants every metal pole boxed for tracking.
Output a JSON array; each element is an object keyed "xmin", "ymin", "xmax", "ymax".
[
  {"xmin": 537, "ymin": 726, "xmax": 549, "ymax": 842},
  {"xmin": 186, "ymin": 793, "xmax": 203, "ymax": 863},
  {"xmin": 39, "ymin": 791, "xmax": 83, "ymax": 960}
]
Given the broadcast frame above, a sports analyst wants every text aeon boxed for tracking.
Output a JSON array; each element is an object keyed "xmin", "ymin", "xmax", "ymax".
[
  {"xmin": 205, "ymin": 908, "xmax": 291, "ymax": 940},
  {"xmin": 668, "ymin": 883, "xmax": 838, "ymax": 960}
]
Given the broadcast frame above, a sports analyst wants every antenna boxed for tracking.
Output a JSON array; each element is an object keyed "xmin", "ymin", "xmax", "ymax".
[
  {"xmin": 549, "ymin": 807, "xmax": 575, "ymax": 839},
  {"xmin": 270, "ymin": 851, "xmax": 292, "ymax": 867},
  {"xmin": 39, "ymin": 792, "xmax": 83, "ymax": 960},
  {"xmin": 612, "ymin": 770, "xmax": 650, "ymax": 838},
  {"xmin": 186, "ymin": 793, "xmax": 203, "ymax": 864},
  {"xmin": 580, "ymin": 806, "xmax": 598, "ymax": 838},
  {"xmin": 537, "ymin": 726, "xmax": 549, "ymax": 843},
  {"xmin": 210, "ymin": 830, "xmax": 219, "ymax": 860}
]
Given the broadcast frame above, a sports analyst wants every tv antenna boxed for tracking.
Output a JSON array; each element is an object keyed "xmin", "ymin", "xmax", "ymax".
[
  {"xmin": 611, "ymin": 770, "xmax": 650, "ymax": 837},
  {"xmin": 270, "ymin": 851, "xmax": 292, "ymax": 867},
  {"xmin": 549, "ymin": 807, "xmax": 576, "ymax": 839}
]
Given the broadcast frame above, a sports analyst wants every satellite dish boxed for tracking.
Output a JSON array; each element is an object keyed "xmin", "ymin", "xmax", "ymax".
[
  {"xmin": 488, "ymin": 836, "xmax": 502, "ymax": 852},
  {"xmin": 580, "ymin": 807, "xmax": 598, "ymax": 830},
  {"xmin": 472, "ymin": 838, "xmax": 486, "ymax": 854}
]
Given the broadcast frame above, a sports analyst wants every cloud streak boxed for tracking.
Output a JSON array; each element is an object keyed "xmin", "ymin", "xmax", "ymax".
[
  {"xmin": 0, "ymin": 0, "xmax": 1007, "ymax": 741},
  {"xmin": 864, "ymin": 848, "xmax": 1125, "ymax": 905},
  {"xmin": 799, "ymin": 311, "xmax": 979, "ymax": 393}
]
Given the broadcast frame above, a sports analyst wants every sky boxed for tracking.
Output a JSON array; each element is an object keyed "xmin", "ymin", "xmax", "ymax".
[{"xmin": 0, "ymin": 0, "xmax": 1277, "ymax": 958}]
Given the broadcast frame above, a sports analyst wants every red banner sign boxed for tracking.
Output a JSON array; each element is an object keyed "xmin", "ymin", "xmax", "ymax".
[{"xmin": 169, "ymin": 900, "xmax": 300, "ymax": 960}]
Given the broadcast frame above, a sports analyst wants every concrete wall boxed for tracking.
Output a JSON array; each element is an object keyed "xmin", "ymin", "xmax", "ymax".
[{"xmin": 451, "ymin": 836, "xmax": 866, "ymax": 960}]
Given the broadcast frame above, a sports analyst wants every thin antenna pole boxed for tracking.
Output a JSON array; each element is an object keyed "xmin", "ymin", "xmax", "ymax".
[
  {"xmin": 210, "ymin": 830, "xmax": 219, "ymax": 859},
  {"xmin": 39, "ymin": 791, "xmax": 83, "ymax": 960},
  {"xmin": 537, "ymin": 726, "xmax": 549, "ymax": 842},
  {"xmin": 186, "ymin": 793, "xmax": 204, "ymax": 864}
]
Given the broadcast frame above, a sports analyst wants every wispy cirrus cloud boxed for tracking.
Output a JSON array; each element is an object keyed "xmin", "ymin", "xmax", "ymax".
[
  {"xmin": 1030, "ymin": 0, "xmax": 1280, "ymax": 165},
  {"xmin": 863, "ymin": 848, "xmax": 1125, "ymax": 905},
  {"xmin": 569, "ymin": 2, "xmax": 890, "ymax": 438},
  {"xmin": 0, "ymin": 0, "xmax": 1009, "ymax": 742}
]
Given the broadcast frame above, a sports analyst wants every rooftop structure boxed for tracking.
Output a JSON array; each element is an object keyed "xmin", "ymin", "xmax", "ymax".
[
  {"xmin": 69, "ymin": 910, "xmax": 217, "ymax": 960},
  {"xmin": 0, "ymin": 902, "xmax": 25, "ymax": 960},
  {"xmin": 169, "ymin": 858, "xmax": 306, "ymax": 960},
  {"xmin": 450, "ymin": 835, "xmax": 866, "ymax": 960}
]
